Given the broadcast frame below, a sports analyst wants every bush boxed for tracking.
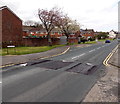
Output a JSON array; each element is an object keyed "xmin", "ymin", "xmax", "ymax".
[
  {"xmin": 88, "ymin": 37, "xmax": 95, "ymax": 41},
  {"xmin": 81, "ymin": 38, "xmax": 87, "ymax": 43}
]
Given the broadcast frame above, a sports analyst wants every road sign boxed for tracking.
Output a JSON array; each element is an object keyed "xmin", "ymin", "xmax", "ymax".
[
  {"xmin": 7, "ymin": 45, "xmax": 16, "ymax": 54},
  {"xmin": 7, "ymin": 46, "xmax": 15, "ymax": 48}
]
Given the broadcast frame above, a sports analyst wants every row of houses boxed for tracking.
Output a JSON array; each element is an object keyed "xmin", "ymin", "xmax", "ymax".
[
  {"xmin": 0, "ymin": 6, "xmax": 118, "ymax": 47},
  {"xmin": 23, "ymin": 26, "xmax": 63, "ymax": 38}
]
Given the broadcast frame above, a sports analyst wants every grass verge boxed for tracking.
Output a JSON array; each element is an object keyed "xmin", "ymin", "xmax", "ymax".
[
  {"xmin": 0, "ymin": 44, "xmax": 65, "ymax": 56},
  {"xmin": 98, "ymin": 39, "xmax": 113, "ymax": 42},
  {"xmin": 83, "ymin": 41, "xmax": 97, "ymax": 44}
]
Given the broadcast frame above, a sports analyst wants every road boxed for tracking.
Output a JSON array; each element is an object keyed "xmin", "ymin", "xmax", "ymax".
[{"xmin": 2, "ymin": 40, "xmax": 118, "ymax": 102}]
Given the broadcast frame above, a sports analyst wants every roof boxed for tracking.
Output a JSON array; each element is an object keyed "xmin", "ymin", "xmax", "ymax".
[
  {"xmin": 85, "ymin": 29, "xmax": 94, "ymax": 32},
  {"xmin": 25, "ymin": 26, "xmax": 62, "ymax": 33},
  {"xmin": 0, "ymin": 6, "xmax": 22, "ymax": 21},
  {"xmin": 109, "ymin": 30, "xmax": 118, "ymax": 34},
  {"xmin": 23, "ymin": 26, "xmax": 35, "ymax": 31},
  {"xmin": 0, "ymin": 6, "xmax": 7, "ymax": 10}
]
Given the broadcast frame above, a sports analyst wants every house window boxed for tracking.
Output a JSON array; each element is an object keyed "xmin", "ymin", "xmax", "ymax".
[
  {"xmin": 87, "ymin": 36, "xmax": 91, "ymax": 39},
  {"xmin": 40, "ymin": 32, "xmax": 44, "ymax": 34},
  {"xmin": 30, "ymin": 32, "xmax": 34, "ymax": 34},
  {"xmin": 59, "ymin": 32, "xmax": 62, "ymax": 34},
  {"xmin": 36, "ymin": 31, "xmax": 39, "ymax": 34}
]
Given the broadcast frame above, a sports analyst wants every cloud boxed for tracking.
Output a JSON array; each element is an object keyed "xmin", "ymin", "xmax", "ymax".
[{"xmin": 0, "ymin": 0, "xmax": 118, "ymax": 31}]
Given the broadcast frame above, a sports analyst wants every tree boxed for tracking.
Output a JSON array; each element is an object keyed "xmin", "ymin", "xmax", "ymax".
[
  {"xmin": 38, "ymin": 7, "xmax": 61, "ymax": 46},
  {"xmin": 96, "ymin": 32, "xmax": 108, "ymax": 39},
  {"xmin": 56, "ymin": 15, "xmax": 80, "ymax": 43}
]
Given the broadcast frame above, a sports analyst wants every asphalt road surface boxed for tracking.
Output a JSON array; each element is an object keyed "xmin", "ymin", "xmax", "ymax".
[{"xmin": 2, "ymin": 40, "xmax": 118, "ymax": 102}]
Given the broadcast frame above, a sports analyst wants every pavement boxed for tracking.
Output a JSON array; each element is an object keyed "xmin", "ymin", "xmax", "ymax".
[
  {"xmin": 83, "ymin": 43, "xmax": 120, "ymax": 102},
  {"xmin": 1, "ymin": 46, "xmax": 70, "ymax": 67},
  {"xmin": 108, "ymin": 45, "xmax": 120, "ymax": 68}
]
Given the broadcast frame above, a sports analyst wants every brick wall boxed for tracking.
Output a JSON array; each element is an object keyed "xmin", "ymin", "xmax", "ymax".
[
  {"xmin": 68, "ymin": 38, "xmax": 78, "ymax": 43},
  {"xmin": 22, "ymin": 38, "xmax": 60, "ymax": 47},
  {"xmin": 2, "ymin": 7, "xmax": 22, "ymax": 47}
]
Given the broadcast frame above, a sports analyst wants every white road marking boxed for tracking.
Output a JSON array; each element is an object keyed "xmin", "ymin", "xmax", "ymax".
[
  {"xmin": 0, "ymin": 82, "xmax": 2, "ymax": 84},
  {"xmin": 89, "ymin": 49, "xmax": 96, "ymax": 53},
  {"xmin": 63, "ymin": 44, "xmax": 112, "ymax": 62},
  {"xmin": 86, "ymin": 63, "xmax": 92, "ymax": 66},
  {"xmin": 62, "ymin": 60, "xmax": 68, "ymax": 62},
  {"xmin": 20, "ymin": 63, "xmax": 27, "ymax": 66},
  {"xmin": 97, "ymin": 47, "xmax": 101, "ymax": 49},
  {"xmin": 72, "ymin": 53, "xmax": 86, "ymax": 59}
]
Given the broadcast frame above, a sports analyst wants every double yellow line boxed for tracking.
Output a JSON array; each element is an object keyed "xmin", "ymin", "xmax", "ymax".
[
  {"xmin": 0, "ymin": 63, "xmax": 15, "ymax": 69},
  {"xmin": 103, "ymin": 45, "xmax": 118, "ymax": 66}
]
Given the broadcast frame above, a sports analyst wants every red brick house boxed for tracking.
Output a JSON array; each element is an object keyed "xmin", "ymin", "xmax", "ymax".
[
  {"xmin": 23, "ymin": 26, "xmax": 82, "ymax": 44},
  {"xmin": 22, "ymin": 26, "xmax": 64, "ymax": 46},
  {"xmin": 68, "ymin": 31, "xmax": 81, "ymax": 43},
  {"xmin": 80, "ymin": 29, "xmax": 95, "ymax": 40},
  {"xmin": 22, "ymin": 26, "xmax": 63, "ymax": 38},
  {"xmin": 0, "ymin": 6, "xmax": 22, "ymax": 47}
]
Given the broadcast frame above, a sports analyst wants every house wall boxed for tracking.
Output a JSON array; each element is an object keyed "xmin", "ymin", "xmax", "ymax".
[
  {"xmin": 23, "ymin": 32, "xmax": 63, "ymax": 38},
  {"xmin": 109, "ymin": 31, "xmax": 117, "ymax": 39},
  {"xmin": 82, "ymin": 33, "xmax": 94, "ymax": 39},
  {"xmin": 68, "ymin": 35, "xmax": 78, "ymax": 43},
  {"xmin": 2, "ymin": 8, "xmax": 22, "ymax": 47},
  {"xmin": 0, "ymin": 10, "xmax": 2, "ymax": 44}
]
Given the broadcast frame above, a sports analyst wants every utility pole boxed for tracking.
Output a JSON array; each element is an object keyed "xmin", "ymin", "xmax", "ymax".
[{"xmin": 118, "ymin": 1, "xmax": 120, "ymax": 32}]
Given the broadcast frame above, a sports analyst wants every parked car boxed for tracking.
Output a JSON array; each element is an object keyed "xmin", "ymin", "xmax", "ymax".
[{"xmin": 105, "ymin": 40, "xmax": 111, "ymax": 43}]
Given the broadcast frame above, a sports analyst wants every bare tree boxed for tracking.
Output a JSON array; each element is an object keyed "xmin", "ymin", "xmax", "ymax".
[
  {"xmin": 56, "ymin": 15, "xmax": 80, "ymax": 43},
  {"xmin": 38, "ymin": 7, "xmax": 61, "ymax": 46}
]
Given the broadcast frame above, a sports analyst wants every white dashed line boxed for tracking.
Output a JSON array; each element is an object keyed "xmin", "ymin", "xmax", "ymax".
[
  {"xmin": 72, "ymin": 53, "xmax": 86, "ymax": 59},
  {"xmin": 63, "ymin": 44, "xmax": 112, "ymax": 62},
  {"xmin": 89, "ymin": 49, "xmax": 96, "ymax": 53},
  {"xmin": 0, "ymin": 82, "xmax": 2, "ymax": 84},
  {"xmin": 97, "ymin": 47, "xmax": 101, "ymax": 49}
]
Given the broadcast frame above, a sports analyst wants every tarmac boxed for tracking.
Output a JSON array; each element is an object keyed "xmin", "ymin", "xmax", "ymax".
[
  {"xmin": 1, "ymin": 46, "xmax": 70, "ymax": 67},
  {"xmin": 1, "ymin": 42, "xmax": 119, "ymax": 102},
  {"xmin": 1, "ymin": 42, "xmax": 119, "ymax": 68},
  {"xmin": 83, "ymin": 43, "xmax": 120, "ymax": 102}
]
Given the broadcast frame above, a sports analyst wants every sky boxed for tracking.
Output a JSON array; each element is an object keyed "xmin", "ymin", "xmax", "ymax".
[{"xmin": 0, "ymin": 0, "xmax": 119, "ymax": 32}]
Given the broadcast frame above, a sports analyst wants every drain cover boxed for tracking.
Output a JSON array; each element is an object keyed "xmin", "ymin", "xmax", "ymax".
[
  {"xmin": 36, "ymin": 60, "xmax": 73, "ymax": 70},
  {"xmin": 66, "ymin": 63, "xmax": 97, "ymax": 75}
]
